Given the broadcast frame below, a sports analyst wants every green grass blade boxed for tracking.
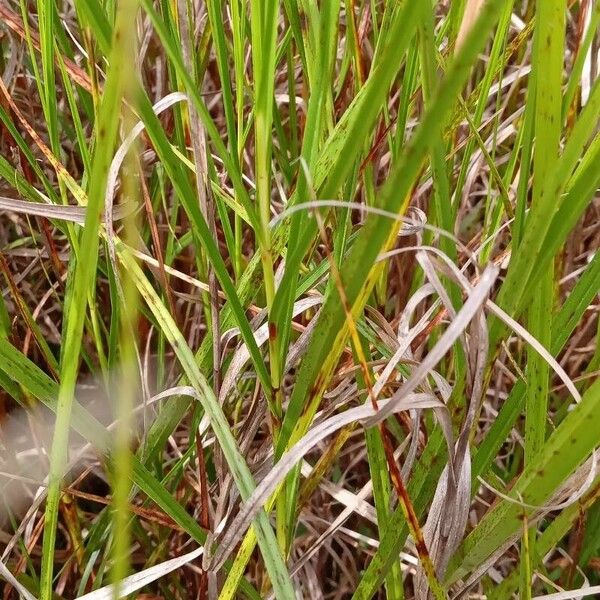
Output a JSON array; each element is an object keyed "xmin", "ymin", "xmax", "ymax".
[{"xmin": 39, "ymin": 3, "xmax": 138, "ymax": 596}]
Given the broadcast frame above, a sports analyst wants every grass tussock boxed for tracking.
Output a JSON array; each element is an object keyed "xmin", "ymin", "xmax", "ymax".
[{"xmin": 0, "ymin": 0, "xmax": 599, "ymax": 598}]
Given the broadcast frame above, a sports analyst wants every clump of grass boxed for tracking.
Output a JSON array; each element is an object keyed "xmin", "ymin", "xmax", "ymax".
[{"xmin": 0, "ymin": 0, "xmax": 599, "ymax": 598}]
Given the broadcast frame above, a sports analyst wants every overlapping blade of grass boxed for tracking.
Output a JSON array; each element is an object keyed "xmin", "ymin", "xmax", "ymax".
[
  {"xmin": 134, "ymin": 1, "xmax": 274, "ymax": 396},
  {"xmin": 495, "ymin": 57, "xmax": 600, "ymax": 338},
  {"xmin": 0, "ymin": 56, "xmax": 290, "ymax": 595},
  {"xmin": 271, "ymin": 0, "xmax": 424, "ymax": 309},
  {"xmin": 70, "ymin": 0, "xmax": 270, "ymax": 396},
  {"xmin": 272, "ymin": 0, "xmax": 426, "ymax": 457},
  {"xmin": 521, "ymin": 2, "xmax": 564, "ymax": 594},
  {"xmin": 270, "ymin": 0, "xmax": 340, "ymax": 397},
  {"xmin": 352, "ymin": 236, "xmax": 600, "ymax": 596},
  {"xmin": 473, "ymin": 248, "xmax": 600, "ymax": 483},
  {"xmin": 446, "ymin": 377, "xmax": 600, "ymax": 585},
  {"xmin": 0, "ymin": 4, "xmax": 252, "ymax": 593},
  {"xmin": 0, "ymin": 340, "xmax": 263, "ymax": 600},
  {"xmin": 130, "ymin": 90, "xmax": 276, "ymax": 461},
  {"xmin": 177, "ymin": 0, "xmax": 422, "ymax": 376},
  {"xmin": 217, "ymin": 3, "xmax": 428, "ymax": 592},
  {"xmin": 277, "ymin": 0, "xmax": 509, "ymax": 457},
  {"xmin": 138, "ymin": 0, "xmax": 257, "ymax": 229},
  {"xmin": 38, "ymin": 2, "xmax": 139, "ymax": 597},
  {"xmin": 263, "ymin": 2, "xmax": 508, "ymax": 595},
  {"xmin": 144, "ymin": 0, "xmax": 425, "ymax": 478},
  {"xmin": 488, "ymin": 475, "xmax": 600, "ymax": 598},
  {"xmin": 205, "ymin": 0, "xmax": 244, "ymax": 276},
  {"xmin": 118, "ymin": 249, "xmax": 296, "ymax": 599},
  {"xmin": 2, "ymin": 0, "xmax": 600, "ymax": 596},
  {"xmin": 221, "ymin": 259, "xmax": 498, "ymax": 599}
]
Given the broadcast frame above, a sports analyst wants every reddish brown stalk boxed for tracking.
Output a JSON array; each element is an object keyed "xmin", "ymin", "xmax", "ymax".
[
  {"xmin": 359, "ymin": 118, "xmax": 395, "ymax": 175},
  {"xmin": 348, "ymin": 0, "xmax": 366, "ymax": 86},
  {"xmin": 357, "ymin": 1, "xmax": 372, "ymax": 51},
  {"xmin": 565, "ymin": 506, "xmax": 586, "ymax": 588},
  {"xmin": 379, "ymin": 421, "xmax": 434, "ymax": 564},
  {"xmin": 195, "ymin": 435, "xmax": 211, "ymax": 600},
  {"xmin": 137, "ymin": 159, "xmax": 177, "ymax": 320},
  {"xmin": 66, "ymin": 488, "xmax": 186, "ymax": 531},
  {"xmin": 60, "ymin": 493, "xmax": 85, "ymax": 572},
  {"xmin": 35, "ymin": 216, "xmax": 67, "ymax": 279}
]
